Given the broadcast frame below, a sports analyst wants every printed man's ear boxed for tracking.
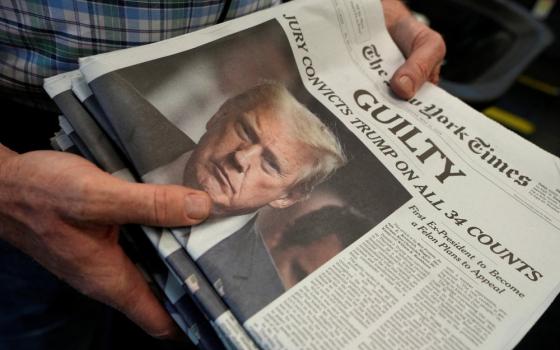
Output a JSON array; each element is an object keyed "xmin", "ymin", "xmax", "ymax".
[{"xmin": 268, "ymin": 192, "xmax": 305, "ymax": 209}]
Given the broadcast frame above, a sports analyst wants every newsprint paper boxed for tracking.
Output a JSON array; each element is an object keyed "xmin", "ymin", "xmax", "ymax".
[{"xmin": 43, "ymin": 0, "xmax": 560, "ymax": 349}]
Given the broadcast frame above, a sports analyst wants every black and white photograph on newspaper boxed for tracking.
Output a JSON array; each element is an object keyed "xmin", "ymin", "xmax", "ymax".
[{"xmin": 89, "ymin": 19, "xmax": 411, "ymax": 323}]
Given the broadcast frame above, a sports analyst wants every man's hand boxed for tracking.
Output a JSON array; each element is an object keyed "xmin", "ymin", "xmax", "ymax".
[
  {"xmin": 382, "ymin": 0, "xmax": 446, "ymax": 99},
  {"xmin": 0, "ymin": 146, "xmax": 211, "ymax": 338}
]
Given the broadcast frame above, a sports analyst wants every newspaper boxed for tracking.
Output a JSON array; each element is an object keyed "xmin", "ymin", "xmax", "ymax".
[{"xmin": 44, "ymin": 0, "xmax": 560, "ymax": 349}]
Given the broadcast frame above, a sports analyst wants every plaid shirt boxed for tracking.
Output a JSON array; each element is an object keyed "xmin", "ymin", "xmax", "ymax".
[{"xmin": 0, "ymin": 0, "xmax": 281, "ymax": 106}]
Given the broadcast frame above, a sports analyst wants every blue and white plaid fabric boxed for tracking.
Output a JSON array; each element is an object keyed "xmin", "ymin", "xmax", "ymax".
[{"xmin": 0, "ymin": 0, "xmax": 280, "ymax": 104}]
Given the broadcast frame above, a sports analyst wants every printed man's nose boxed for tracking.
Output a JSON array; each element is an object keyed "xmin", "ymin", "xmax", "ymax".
[{"xmin": 232, "ymin": 144, "xmax": 261, "ymax": 172}]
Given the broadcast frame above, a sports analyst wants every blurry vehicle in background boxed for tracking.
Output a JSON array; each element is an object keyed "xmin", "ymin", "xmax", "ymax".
[{"xmin": 408, "ymin": 0, "xmax": 553, "ymax": 107}]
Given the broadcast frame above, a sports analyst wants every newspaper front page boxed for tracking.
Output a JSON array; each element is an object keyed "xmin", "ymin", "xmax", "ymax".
[{"xmin": 64, "ymin": 0, "xmax": 560, "ymax": 348}]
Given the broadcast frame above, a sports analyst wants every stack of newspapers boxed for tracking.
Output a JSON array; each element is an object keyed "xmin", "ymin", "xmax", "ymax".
[{"xmin": 43, "ymin": 0, "xmax": 560, "ymax": 349}]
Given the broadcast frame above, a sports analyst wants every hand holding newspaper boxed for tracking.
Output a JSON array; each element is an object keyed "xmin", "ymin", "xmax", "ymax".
[{"xmin": 44, "ymin": 0, "xmax": 560, "ymax": 349}]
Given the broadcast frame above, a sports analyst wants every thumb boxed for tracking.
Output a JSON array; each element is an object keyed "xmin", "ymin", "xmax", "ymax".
[
  {"xmin": 389, "ymin": 19, "xmax": 446, "ymax": 99},
  {"xmin": 78, "ymin": 175, "xmax": 212, "ymax": 227}
]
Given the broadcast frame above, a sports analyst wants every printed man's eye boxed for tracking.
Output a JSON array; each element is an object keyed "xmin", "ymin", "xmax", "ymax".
[{"xmin": 263, "ymin": 158, "xmax": 281, "ymax": 175}]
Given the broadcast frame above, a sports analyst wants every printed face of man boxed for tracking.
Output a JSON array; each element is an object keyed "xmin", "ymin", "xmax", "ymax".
[{"xmin": 183, "ymin": 103, "xmax": 316, "ymax": 217}]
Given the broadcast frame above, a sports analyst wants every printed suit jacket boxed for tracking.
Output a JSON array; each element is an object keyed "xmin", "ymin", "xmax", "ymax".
[{"xmin": 196, "ymin": 215, "xmax": 285, "ymax": 323}]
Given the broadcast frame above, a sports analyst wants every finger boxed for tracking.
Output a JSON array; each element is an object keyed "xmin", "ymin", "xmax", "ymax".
[
  {"xmin": 74, "ymin": 175, "xmax": 212, "ymax": 227},
  {"xmin": 390, "ymin": 28, "xmax": 446, "ymax": 99},
  {"xmin": 119, "ymin": 256, "xmax": 181, "ymax": 339},
  {"xmin": 94, "ymin": 247, "xmax": 182, "ymax": 339}
]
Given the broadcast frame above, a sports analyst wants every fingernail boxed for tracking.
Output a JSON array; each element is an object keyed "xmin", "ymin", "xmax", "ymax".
[
  {"xmin": 185, "ymin": 194, "xmax": 210, "ymax": 220},
  {"xmin": 398, "ymin": 75, "xmax": 415, "ymax": 97}
]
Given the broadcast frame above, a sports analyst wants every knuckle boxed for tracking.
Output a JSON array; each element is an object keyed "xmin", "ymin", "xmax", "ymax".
[
  {"xmin": 413, "ymin": 26, "xmax": 432, "ymax": 47},
  {"xmin": 415, "ymin": 28, "xmax": 446, "ymax": 61},
  {"xmin": 412, "ymin": 60, "xmax": 431, "ymax": 80},
  {"xmin": 150, "ymin": 186, "xmax": 169, "ymax": 226},
  {"xmin": 85, "ymin": 258, "xmax": 135, "ymax": 311}
]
